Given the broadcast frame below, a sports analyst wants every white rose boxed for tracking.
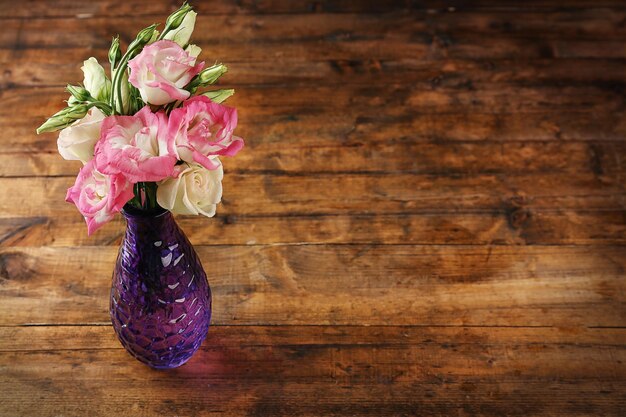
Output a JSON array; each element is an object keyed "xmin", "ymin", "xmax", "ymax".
[
  {"xmin": 163, "ymin": 11, "xmax": 197, "ymax": 47},
  {"xmin": 82, "ymin": 57, "xmax": 111, "ymax": 101},
  {"xmin": 157, "ymin": 161, "xmax": 223, "ymax": 217},
  {"xmin": 57, "ymin": 107, "xmax": 105, "ymax": 163}
]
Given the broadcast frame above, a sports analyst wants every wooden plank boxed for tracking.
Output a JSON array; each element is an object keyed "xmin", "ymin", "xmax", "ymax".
[
  {"xmin": 1, "ymin": 245, "xmax": 624, "ymax": 326},
  {"xmin": 6, "ymin": 84, "xmax": 623, "ymax": 155},
  {"xmin": 0, "ymin": 325, "xmax": 624, "ymax": 416},
  {"xmin": 0, "ymin": 48, "xmax": 626, "ymax": 88},
  {"xmin": 6, "ymin": 111, "xmax": 626, "ymax": 155},
  {"xmin": 8, "ymin": 85, "xmax": 621, "ymax": 118},
  {"xmin": 1, "ymin": 15, "xmax": 625, "ymax": 60},
  {"xmin": 338, "ymin": 111, "xmax": 626, "ymax": 142},
  {"xmin": 3, "ymin": 325, "xmax": 626, "ymax": 350},
  {"xmin": 6, "ymin": 82, "xmax": 625, "ymax": 153},
  {"xmin": 1, "ymin": 141, "xmax": 625, "ymax": 177},
  {"xmin": 2, "ymin": 0, "xmax": 625, "ymax": 18},
  {"xmin": 3, "ymin": 10, "xmax": 626, "ymax": 43},
  {"xmin": 4, "ymin": 51, "xmax": 626, "ymax": 88},
  {"xmin": 1, "ymin": 210, "xmax": 626, "ymax": 248},
  {"xmin": 0, "ymin": 0, "xmax": 413, "ymax": 17},
  {"xmin": 0, "ymin": 0, "xmax": 421, "ymax": 17},
  {"xmin": 0, "ymin": 173, "xmax": 623, "ymax": 220},
  {"xmin": 3, "ymin": 379, "xmax": 624, "ymax": 416}
]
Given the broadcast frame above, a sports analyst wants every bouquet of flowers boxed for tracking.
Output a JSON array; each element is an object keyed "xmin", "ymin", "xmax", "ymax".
[{"xmin": 37, "ymin": 2, "xmax": 244, "ymax": 235}]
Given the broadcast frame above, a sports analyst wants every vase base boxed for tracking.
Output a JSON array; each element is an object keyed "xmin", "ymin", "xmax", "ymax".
[{"xmin": 124, "ymin": 348, "xmax": 196, "ymax": 370}]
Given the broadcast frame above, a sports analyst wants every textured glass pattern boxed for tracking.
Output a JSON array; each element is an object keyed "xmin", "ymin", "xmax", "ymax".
[{"xmin": 110, "ymin": 207, "xmax": 212, "ymax": 369}]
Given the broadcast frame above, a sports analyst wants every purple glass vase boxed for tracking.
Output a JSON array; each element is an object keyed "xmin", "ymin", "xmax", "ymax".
[{"xmin": 110, "ymin": 206, "xmax": 212, "ymax": 369}]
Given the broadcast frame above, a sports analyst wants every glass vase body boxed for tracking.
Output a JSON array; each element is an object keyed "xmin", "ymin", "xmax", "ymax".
[{"xmin": 110, "ymin": 207, "xmax": 212, "ymax": 369}]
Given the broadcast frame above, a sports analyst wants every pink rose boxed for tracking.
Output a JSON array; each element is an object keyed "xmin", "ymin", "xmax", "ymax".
[
  {"xmin": 128, "ymin": 40, "xmax": 204, "ymax": 106},
  {"xmin": 168, "ymin": 96, "xmax": 244, "ymax": 170},
  {"xmin": 66, "ymin": 160, "xmax": 135, "ymax": 235},
  {"xmin": 94, "ymin": 106, "xmax": 176, "ymax": 182}
]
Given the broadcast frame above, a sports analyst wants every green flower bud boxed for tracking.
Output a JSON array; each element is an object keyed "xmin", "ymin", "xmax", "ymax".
[
  {"xmin": 186, "ymin": 64, "xmax": 227, "ymax": 92},
  {"xmin": 148, "ymin": 29, "xmax": 160, "ymax": 44},
  {"xmin": 108, "ymin": 36, "xmax": 122, "ymax": 69},
  {"xmin": 165, "ymin": 2, "xmax": 192, "ymax": 30},
  {"xmin": 112, "ymin": 68, "xmax": 131, "ymax": 114},
  {"xmin": 201, "ymin": 89, "xmax": 235, "ymax": 104},
  {"xmin": 163, "ymin": 10, "xmax": 196, "ymax": 46},
  {"xmin": 66, "ymin": 84, "xmax": 91, "ymax": 102},
  {"xmin": 135, "ymin": 24, "xmax": 158, "ymax": 46},
  {"xmin": 198, "ymin": 64, "xmax": 227, "ymax": 85},
  {"xmin": 36, "ymin": 104, "xmax": 91, "ymax": 134}
]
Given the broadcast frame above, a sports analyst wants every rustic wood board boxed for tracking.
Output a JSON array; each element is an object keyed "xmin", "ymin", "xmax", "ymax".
[
  {"xmin": 0, "ymin": 0, "xmax": 624, "ymax": 415},
  {"xmin": 1, "ymin": 325, "xmax": 625, "ymax": 416}
]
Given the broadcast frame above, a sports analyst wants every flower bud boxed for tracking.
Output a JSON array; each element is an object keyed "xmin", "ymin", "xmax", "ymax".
[
  {"xmin": 165, "ymin": 2, "xmax": 193, "ymax": 30},
  {"xmin": 201, "ymin": 89, "xmax": 235, "ymax": 104},
  {"xmin": 186, "ymin": 64, "xmax": 227, "ymax": 92},
  {"xmin": 113, "ymin": 68, "xmax": 131, "ymax": 113},
  {"xmin": 148, "ymin": 29, "xmax": 160, "ymax": 44},
  {"xmin": 199, "ymin": 63, "xmax": 227, "ymax": 84},
  {"xmin": 82, "ymin": 57, "xmax": 111, "ymax": 101},
  {"xmin": 135, "ymin": 24, "xmax": 158, "ymax": 46},
  {"xmin": 66, "ymin": 84, "xmax": 91, "ymax": 102},
  {"xmin": 36, "ymin": 104, "xmax": 91, "ymax": 134},
  {"xmin": 108, "ymin": 36, "xmax": 122, "ymax": 69},
  {"xmin": 163, "ymin": 10, "xmax": 196, "ymax": 46}
]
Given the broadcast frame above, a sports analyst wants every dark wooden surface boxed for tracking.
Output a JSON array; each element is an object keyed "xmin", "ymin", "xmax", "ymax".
[{"xmin": 1, "ymin": 1, "xmax": 625, "ymax": 415}]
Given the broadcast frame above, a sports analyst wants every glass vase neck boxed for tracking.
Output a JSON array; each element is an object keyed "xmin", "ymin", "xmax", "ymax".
[{"xmin": 122, "ymin": 204, "xmax": 169, "ymax": 219}]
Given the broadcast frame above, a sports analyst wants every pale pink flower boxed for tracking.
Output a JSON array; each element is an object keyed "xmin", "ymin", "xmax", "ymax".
[
  {"xmin": 168, "ymin": 95, "xmax": 244, "ymax": 170},
  {"xmin": 66, "ymin": 160, "xmax": 134, "ymax": 235},
  {"xmin": 128, "ymin": 40, "xmax": 204, "ymax": 105},
  {"xmin": 94, "ymin": 106, "xmax": 177, "ymax": 183}
]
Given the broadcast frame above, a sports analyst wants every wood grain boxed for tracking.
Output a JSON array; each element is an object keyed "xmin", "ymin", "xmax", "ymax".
[
  {"xmin": 7, "ymin": 109, "xmax": 626, "ymax": 155},
  {"xmin": 2, "ymin": 210, "xmax": 626, "ymax": 247},
  {"xmin": 2, "ymin": 13, "xmax": 626, "ymax": 60},
  {"xmin": 0, "ymin": 325, "xmax": 624, "ymax": 416},
  {"xmin": 1, "ymin": 245, "xmax": 625, "ymax": 326},
  {"xmin": 2, "ymin": 0, "xmax": 625, "ymax": 18},
  {"xmin": 8, "ymin": 84, "xmax": 622, "ymax": 120},
  {"xmin": 4, "ymin": 10, "xmax": 626, "ymax": 47},
  {"xmin": 3, "ymin": 141, "xmax": 626, "ymax": 177},
  {"xmin": 0, "ymin": 173, "xmax": 623, "ymax": 218},
  {"xmin": 0, "ymin": 0, "xmax": 625, "ymax": 415},
  {"xmin": 5, "ymin": 53, "xmax": 626, "ymax": 89}
]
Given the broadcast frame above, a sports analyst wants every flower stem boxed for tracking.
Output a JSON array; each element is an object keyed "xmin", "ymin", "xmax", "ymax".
[{"xmin": 128, "ymin": 182, "xmax": 159, "ymax": 211}]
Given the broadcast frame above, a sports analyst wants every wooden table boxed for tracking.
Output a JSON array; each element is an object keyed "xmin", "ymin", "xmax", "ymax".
[{"xmin": 1, "ymin": 1, "xmax": 625, "ymax": 415}]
